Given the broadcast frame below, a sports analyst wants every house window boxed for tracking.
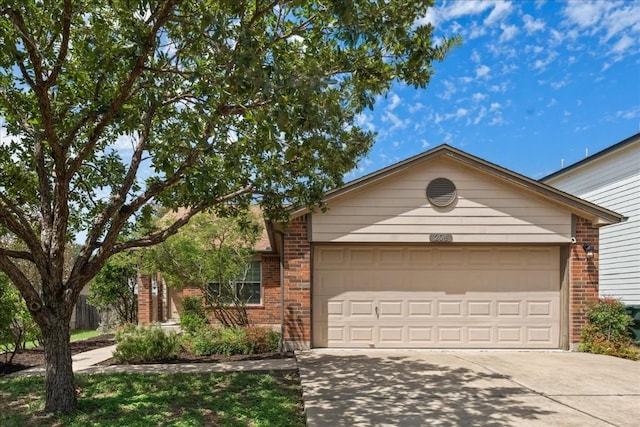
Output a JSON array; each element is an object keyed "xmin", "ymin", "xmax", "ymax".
[{"xmin": 208, "ymin": 261, "xmax": 261, "ymax": 305}]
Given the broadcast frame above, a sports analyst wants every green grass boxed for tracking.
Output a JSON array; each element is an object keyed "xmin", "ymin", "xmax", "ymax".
[
  {"xmin": 69, "ymin": 329, "xmax": 105, "ymax": 342},
  {"xmin": 15, "ymin": 329, "xmax": 104, "ymax": 350},
  {"xmin": 0, "ymin": 371, "xmax": 304, "ymax": 426}
]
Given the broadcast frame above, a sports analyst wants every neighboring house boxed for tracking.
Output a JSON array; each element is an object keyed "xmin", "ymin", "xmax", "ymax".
[
  {"xmin": 541, "ymin": 133, "xmax": 639, "ymax": 307},
  {"xmin": 139, "ymin": 145, "xmax": 624, "ymax": 350}
]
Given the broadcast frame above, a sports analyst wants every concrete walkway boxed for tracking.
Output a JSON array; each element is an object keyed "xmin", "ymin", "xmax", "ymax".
[{"xmin": 7, "ymin": 344, "xmax": 296, "ymax": 377}]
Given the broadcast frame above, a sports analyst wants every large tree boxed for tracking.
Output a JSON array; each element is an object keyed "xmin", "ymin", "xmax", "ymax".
[{"xmin": 0, "ymin": 0, "xmax": 457, "ymax": 413}]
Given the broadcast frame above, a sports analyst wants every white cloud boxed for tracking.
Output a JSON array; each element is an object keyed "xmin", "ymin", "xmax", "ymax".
[
  {"xmin": 499, "ymin": 23, "xmax": 519, "ymax": 43},
  {"xmin": 616, "ymin": 105, "xmax": 640, "ymax": 120},
  {"xmin": 489, "ymin": 112, "xmax": 505, "ymax": 126},
  {"xmin": 547, "ymin": 98, "xmax": 557, "ymax": 107},
  {"xmin": 612, "ymin": 34, "xmax": 634, "ymax": 54},
  {"xmin": 433, "ymin": 108, "xmax": 469, "ymax": 124},
  {"xmin": 533, "ymin": 51, "xmax": 558, "ymax": 71},
  {"xmin": 382, "ymin": 111, "xmax": 409, "ymax": 131},
  {"xmin": 563, "ymin": 2, "xmax": 609, "ymax": 29},
  {"xmin": 473, "ymin": 106, "xmax": 487, "ymax": 125},
  {"xmin": 561, "ymin": 1, "xmax": 640, "ymax": 58},
  {"xmin": 471, "ymin": 49, "xmax": 481, "ymax": 63},
  {"xmin": 438, "ymin": 79, "xmax": 457, "ymax": 100},
  {"xmin": 522, "ymin": 14, "xmax": 545, "ymax": 34},
  {"xmin": 386, "ymin": 93, "xmax": 401, "ymax": 111},
  {"xmin": 421, "ymin": 139, "xmax": 431, "ymax": 149},
  {"xmin": 354, "ymin": 113, "xmax": 376, "ymax": 132},
  {"xmin": 445, "ymin": 1, "xmax": 495, "ymax": 20},
  {"xmin": 408, "ymin": 102, "xmax": 425, "ymax": 114},
  {"xmin": 484, "ymin": 1, "xmax": 513, "ymax": 26},
  {"xmin": 550, "ymin": 79, "xmax": 569, "ymax": 90},
  {"xmin": 490, "ymin": 102, "xmax": 501, "ymax": 111},
  {"xmin": 475, "ymin": 64, "xmax": 491, "ymax": 79},
  {"xmin": 488, "ymin": 82, "xmax": 509, "ymax": 93},
  {"xmin": 472, "ymin": 92, "xmax": 487, "ymax": 102}
]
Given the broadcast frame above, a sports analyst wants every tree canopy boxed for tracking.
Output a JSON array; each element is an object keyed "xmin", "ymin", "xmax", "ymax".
[{"xmin": 0, "ymin": 0, "xmax": 457, "ymax": 413}]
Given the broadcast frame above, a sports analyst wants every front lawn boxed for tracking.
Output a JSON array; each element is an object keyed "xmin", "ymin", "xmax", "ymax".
[{"xmin": 0, "ymin": 371, "xmax": 304, "ymax": 426}]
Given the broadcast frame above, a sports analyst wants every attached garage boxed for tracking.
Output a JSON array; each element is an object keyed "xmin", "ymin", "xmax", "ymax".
[
  {"xmin": 274, "ymin": 145, "xmax": 623, "ymax": 351},
  {"xmin": 313, "ymin": 245, "xmax": 560, "ymax": 348}
]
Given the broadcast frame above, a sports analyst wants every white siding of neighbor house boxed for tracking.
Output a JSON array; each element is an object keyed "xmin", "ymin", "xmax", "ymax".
[
  {"xmin": 544, "ymin": 142, "xmax": 640, "ymax": 305},
  {"xmin": 311, "ymin": 157, "xmax": 572, "ymax": 244}
]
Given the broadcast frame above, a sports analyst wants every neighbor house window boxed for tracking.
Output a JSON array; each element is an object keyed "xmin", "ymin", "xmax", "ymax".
[{"xmin": 208, "ymin": 261, "xmax": 261, "ymax": 305}]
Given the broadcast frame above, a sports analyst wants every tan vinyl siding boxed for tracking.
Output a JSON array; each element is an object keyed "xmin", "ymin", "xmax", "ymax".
[
  {"xmin": 312, "ymin": 157, "xmax": 572, "ymax": 244},
  {"xmin": 544, "ymin": 142, "xmax": 640, "ymax": 305}
]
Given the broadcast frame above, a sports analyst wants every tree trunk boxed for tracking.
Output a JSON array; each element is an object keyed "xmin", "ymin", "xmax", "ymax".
[{"xmin": 43, "ymin": 320, "xmax": 77, "ymax": 413}]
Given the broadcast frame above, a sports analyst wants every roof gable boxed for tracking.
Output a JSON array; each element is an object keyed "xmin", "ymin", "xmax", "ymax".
[{"xmin": 292, "ymin": 144, "xmax": 624, "ymax": 227}]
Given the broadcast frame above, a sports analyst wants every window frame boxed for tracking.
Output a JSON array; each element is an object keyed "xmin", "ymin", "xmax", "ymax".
[{"xmin": 208, "ymin": 260, "xmax": 262, "ymax": 306}]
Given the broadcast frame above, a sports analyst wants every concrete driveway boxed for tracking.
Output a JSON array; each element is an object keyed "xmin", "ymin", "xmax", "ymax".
[{"xmin": 296, "ymin": 350, "xmax": 640, "ymax": 427}]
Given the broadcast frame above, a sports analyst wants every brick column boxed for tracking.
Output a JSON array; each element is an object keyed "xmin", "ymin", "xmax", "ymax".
[
  {"xmin": 138, "ymin": 273, "xmax": 153, "ymax": 325},
  {"xmin": 569, "ymin": 215, "xmax": 600, "ymax": 345},
  {"xmin": 283, "ymin": 215, "xmax": 311, "ymax": 349},
  {"xmin": 155, "ymin": 272, "xmax": 164, "ymax": 323}
]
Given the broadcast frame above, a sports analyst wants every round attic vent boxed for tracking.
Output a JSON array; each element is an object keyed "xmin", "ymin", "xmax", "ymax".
[{"xmin": 426, "ymin": 178, "xmax": 457, "ymax": 207}]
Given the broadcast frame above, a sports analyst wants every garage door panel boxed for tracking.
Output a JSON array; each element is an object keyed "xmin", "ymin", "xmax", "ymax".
[
  {"xmin": 468, "ymin": 301, "xmax": 492, "ymax": 316},
  {"xmin": 313, "ymin": 246, "xmax": 560, "ymax": 349},
  {"xmin": 349, "ymin": 301, "xmax": 375, "ymax": 317},
  {"xmin": 408, "ymin": 300, "xmax": 434, "ymax": 316},
  {"xmin": 468, "ymin": 327, "xmax": 492, "ymax": 343},
  {"xmin": 378, "ymin": 300, "xmax": 403, "ymax": 317}
]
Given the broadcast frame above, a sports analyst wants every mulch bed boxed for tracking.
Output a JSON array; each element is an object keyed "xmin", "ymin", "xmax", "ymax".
[
  {"xmin": 2, "ymin": 334, "xmax": 294, "ymax": 376},
  {"xmin": 96, "ymin": 351, "xmax": 294, "ymax": 366},
  {"xmin": 0, "ymin": 334, "xmax": 116, "ymax": 376}
]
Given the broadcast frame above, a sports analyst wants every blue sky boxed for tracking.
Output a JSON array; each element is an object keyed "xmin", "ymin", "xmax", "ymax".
[{"xmin": 348, "ymin": 0, "xmax": 640, "ymax": 181}]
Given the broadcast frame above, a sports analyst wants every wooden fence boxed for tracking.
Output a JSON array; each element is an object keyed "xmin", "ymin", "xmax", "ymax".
[{"xmin": 74, "ymin": 295, "xmax": 100, "ymax": 330}]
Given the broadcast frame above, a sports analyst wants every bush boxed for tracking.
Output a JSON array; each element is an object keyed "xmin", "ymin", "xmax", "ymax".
[
  {"xmin": 187, "ymin": 326, "xmax": 281, "ymax": 356},
  {"xmin": 580, "ymin": 298, "xmax": 640, "ymax": 360},
  {"xmin": 182, "ymin": 296, "xmax": 205, "ymax": 317},
  {"xmin": 244, "ymin": 326, "xmax": 280, "ymax": 353},
  {"xmin": 179, "ymin": 296, "xmax": 209, "ymax": 334},
  {"xmin": 113, "ymin": 325, "xmax": 180, "ymax": 363},
  {"xmin": 179, "ymin": 312, "xmax": 208, "ymax": 335},
  {"xmin": 190, "ymin": 327, "xmax": 248, "ymax": 356}
]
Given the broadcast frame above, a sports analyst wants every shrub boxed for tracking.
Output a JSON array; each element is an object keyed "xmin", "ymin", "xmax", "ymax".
[
  {"xmin": 190, "ymin": 327, "xmax": 249, "ymax": 356},
  {"xmin": 182, "ymin": 296, "xmax": 206, "ymax": 317},
  {"xmin": 187, "ymin": 325, "xmax": 281, "ymax": 356},
  {"xmin": 180, "ymin": 312, "xmax": 208, "ymax": 335},
  {"xmin": 179, "ymin": 296, "xmax": 209, "ymax": 334},
  {"xmin": 244, "ymin": 326, "xmax": 280, "ymax": 353},
  {"xmin": 113, "ymin": 325, "xmax": 180, "ymax": 363},
  {"xmin": 580, "ymin": 298, "xmax": 640, "ymax": 360}
]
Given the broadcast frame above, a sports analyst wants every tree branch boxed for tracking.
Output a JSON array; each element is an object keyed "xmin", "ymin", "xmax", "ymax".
[
  {"xmin": 67, "ymin": 0, "xmax": 182, "ymax": 177},
  {"xmin": 44, "ymin": 0, "xmax": 72, "ymax": 88},
  {"xmin": 0, "ymin": 253, "xmax": 49, "ymax": 327},
  {"xmin": 0, "ymin": 248, "xmax": 35, "ymax": 262}
]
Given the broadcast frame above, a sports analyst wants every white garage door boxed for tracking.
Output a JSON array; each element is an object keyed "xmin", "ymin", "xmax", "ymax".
[{"xmin": 313, "ymin": 246, "xmax": 560, "ymax": 349}]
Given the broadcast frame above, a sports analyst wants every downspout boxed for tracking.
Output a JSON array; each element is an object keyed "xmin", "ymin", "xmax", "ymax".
[{"xmin": 272, "ymin": 226, "xmax": 286, "ymax": 352}]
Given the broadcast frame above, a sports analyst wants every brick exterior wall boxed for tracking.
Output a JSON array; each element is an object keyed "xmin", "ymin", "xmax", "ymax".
[
  {"xmin": 282, "ymin": 215, "xmax": 312, "ymax": 349},
  {"xmin": 139, "ymin": 254, "xmax": 282, "ymax": 328},
  {"xmin": 569, "ymin": 215, "xmax": 600, "ymax": 344},
  {"xmin": 140, "ymin": 212, "xmax": 599, "ymax": 350},
  {"xmin": 137, "ymin": 274, "xmax": 153, "ymax": 325}
]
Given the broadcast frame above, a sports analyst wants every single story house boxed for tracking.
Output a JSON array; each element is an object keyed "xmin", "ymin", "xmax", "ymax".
[{"xmin": 139, "ymin": 145, "xmax": 624, "ymax": 350}]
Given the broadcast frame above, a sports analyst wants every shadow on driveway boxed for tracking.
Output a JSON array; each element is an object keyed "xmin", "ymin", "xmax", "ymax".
[{"xmin": 297, "ymin": 351, "xmax": 556, "ymax": 426}]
